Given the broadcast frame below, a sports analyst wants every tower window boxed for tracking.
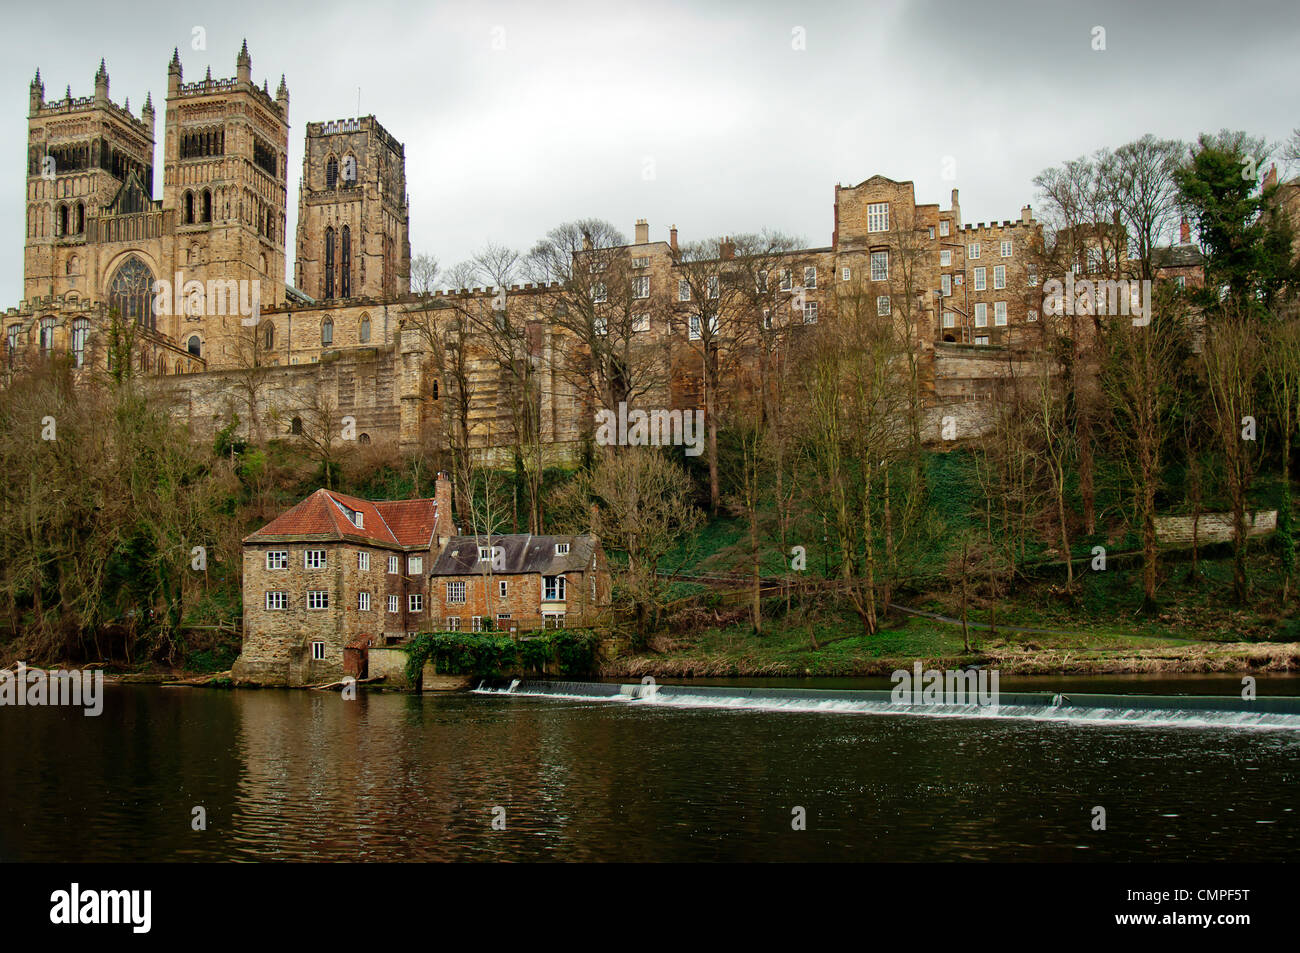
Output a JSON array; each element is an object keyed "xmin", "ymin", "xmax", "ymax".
[
  {"xmin": 324, "ymin": 227, "xmax": 335, "ymax": 299},
  {"xmin": 321, "ymin": 317, "xmax": 333, "ymax": 346},
  {"xmin": 262, "ymin": 321, "xmax": 274, "ymax": 350},
  {"xmin": 359, "ymin": 313, "xmax": 370, "ymax": 343},
  {"xmin": 202, "ymin": 189, "xmax": 212, "ymax": 223},
  {"xmin": 291, "ymin": 417, "xmax": 302, "ymax": 435},
  {"xmin": 183, "ymin": 191, "xmax": 194, "ymax": 225},
  {"xmin": 107, "ymin": 256, "xmax": 156, "ymax": 329},
  {"xmin": 326, "ymin": 156, "xmax": 339, "ymax": 190},
  {"xmin": 187, "ymin": 336, "xmax": 201, "ymax": 357},
  {"xmin": 341, "ymin": 226, "xmax": 351, "ymax": 298}
]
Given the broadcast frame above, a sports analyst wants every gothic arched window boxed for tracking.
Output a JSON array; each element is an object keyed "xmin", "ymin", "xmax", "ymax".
[
  {"xmin": 39, "ymin": 317, "xmax": 55, "ymax": 353},
  {"xmin": 262, "ymin": 321, "xmax": 274, "ymax": 350},
  {"xmin": 290, "ymin": 416, "xmax": 302, "ymax": 435},
  {"xmin": 183, "ymin": 191, "xmax": 194, "ymax": 225},
  {"xmin": 75, "ymin": 202, "xmax": 84, "ymax": 233},
  {"xmin": 187, "ymin": 335, "xmax": 201, "ymax": 357},
  {"xmin": 359, "ymin": 313, "xmax": 370, "ymax": 343},
  {"xmin": 57, "ymin": 204, "xmax": 68, "ymax": 236},
  {"xmin": 108, "ymin": 256, "xmax": 156, "ymax": 329},
  {"xmin": 324, "ymin": 227, "xmax": 335, "ymax": 299},
  {"xmin": 326, "ymin": 156, "xmax": 339, "ymax": 190},
  {"xmin": 341, "ymin": 226, "xmax": 351, "ymax": 298},
  {"xmin": 71, "ymin": 318, "xmax": 89, "ymax": 367},
  {"xmin": 202, "ymin": 189, "xmax": 212, "ymax": 223},
  {"xmin": 321, "ymin": 316, "xmax": 333, "ymax": 346}
]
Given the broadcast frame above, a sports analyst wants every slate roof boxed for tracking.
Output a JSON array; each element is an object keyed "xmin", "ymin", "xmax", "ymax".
[
  {"xmin": 430, "ymin": 534, "xmax": 600, "ymax": 576},
  {"xmin": 244, "ymin": 489, "xmax": 440, "ymax": 549},
  {"xmin": 1152, "ymin": 244, "xmax": 1204, "ymax": 268}
]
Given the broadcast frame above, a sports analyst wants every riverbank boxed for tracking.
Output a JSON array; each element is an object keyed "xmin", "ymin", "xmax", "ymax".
[{"xmin": 603, "ymin": 613, "xmax": 1300, "ymax": 678}]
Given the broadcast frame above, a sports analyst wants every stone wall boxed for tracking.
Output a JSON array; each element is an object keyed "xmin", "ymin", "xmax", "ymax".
[{"xmin": 1154, "ymin": 511, "xmax": 1277, "ymax": 546}]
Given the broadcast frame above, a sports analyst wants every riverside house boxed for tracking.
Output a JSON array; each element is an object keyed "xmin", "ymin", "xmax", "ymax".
[{"xmin": 233, "ymin": 474, "xmax": 457, "ymax": 686}]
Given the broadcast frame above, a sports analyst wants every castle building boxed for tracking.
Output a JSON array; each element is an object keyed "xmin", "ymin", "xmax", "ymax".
[{"xmin": 3, "ymin": 43, "xmax": 1211, "ymax": 461}]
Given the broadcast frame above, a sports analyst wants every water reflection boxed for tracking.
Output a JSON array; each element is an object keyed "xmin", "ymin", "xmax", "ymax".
[{"xmin": 0, "ymin": 684, "xmax": 1295, "ymax": 862}]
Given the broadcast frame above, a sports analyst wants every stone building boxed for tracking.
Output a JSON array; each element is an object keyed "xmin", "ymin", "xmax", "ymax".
[
  {"xmin": 234, "ymin": 474, "xmax": 456, "ymax": 686},
  {"xmin": 428, "ymin": 534, "xmax": 611, "ymax": 633},
  {"xmin": 4, "ymin": 42, "xmax": 1209, "ymax": 461}
]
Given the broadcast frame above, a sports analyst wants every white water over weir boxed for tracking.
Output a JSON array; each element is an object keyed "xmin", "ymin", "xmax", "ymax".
[{"xmin": 470, "ymin": 680, "xmax": 1300, "ymax": 730}]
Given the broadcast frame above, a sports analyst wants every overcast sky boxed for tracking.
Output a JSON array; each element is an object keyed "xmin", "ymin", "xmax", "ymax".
[{"xmin": 5, "ymin": 0, "xmax": 1298, "ymax": 302}]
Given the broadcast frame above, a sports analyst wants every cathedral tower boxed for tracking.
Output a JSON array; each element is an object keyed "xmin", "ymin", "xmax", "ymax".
[
  {"xmin": 24, "ymin": 60, "xmax": 156, "ymax": 304},
  {"xmin": 162, "ymin": 41, "xmax": 289, "ymax": 346},
  {"xmin": 295, "ymin": 115, "xmax": 410, "ymax": 302}
]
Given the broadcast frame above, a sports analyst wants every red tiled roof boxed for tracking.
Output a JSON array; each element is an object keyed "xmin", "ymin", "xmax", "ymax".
[{"xmin": 244, "ymin": 489, "xmax": 438, "ymax": 548}]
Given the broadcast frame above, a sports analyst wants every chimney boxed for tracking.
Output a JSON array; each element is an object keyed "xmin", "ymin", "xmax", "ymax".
[
  {"xmin": 669, "ymin": 225, "xmax": 678, "ymax": 252},
  {"xmin": 434, "ymin": 471, "xmax": 456, "ymax": 542},
  {"xmin": 634, "ymin": 218, "xmax": 649, "ymax": 244},
  {"xmin": 720, "ymin": 236, "xmax": 735, "ymax": 260},
  {"xmin": 1021, "ymin": 205, "xmax": 1032, "ymax": 224},
  {"xmin": 1179, "ymin": 215, "xmax": 1191, "ymax": 245}
]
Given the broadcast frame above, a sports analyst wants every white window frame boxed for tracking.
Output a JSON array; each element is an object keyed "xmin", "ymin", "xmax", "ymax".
[
  {"xmin": 974, "ymin": 303, "xmax": 988, "ymax": 328},
  {"xmin": 499, "ymin": 580, "xmax": 508, "ymax": 599},
  {"xmin": 388, "ymin": 594, "xmax": 399, "ymax": 613},
  {"xmin": 939, "ymin": 220, "xmax": 950, "ymax": 237},
  {"xmin": 940, "ymin": 250, "xmax": 951, "ymax": 267},
  {"xmin": 867, "ymin": 202, "xmax": 889, "ymax": 233},
  {"xmin": 994, "ymin": 301, "xmax": 1008, "ymax": 326},
  {"xmin": 446, "ymin": 581, "xmax": 466, "ymax": 604},
  {"xmin": 633, "ymin": 275, "xmax": 650, "ymax": 299},
  {"xmin": 1000, "ymin": 240, "xmax": 1012, "ymax": 257},
  {"xmin": 445, "ymin": 616, "xmax": 460, "ymax": 631},
  {"xmin": 311, "ymin": 641, "xmax": 326, "ymax": 660},
  {"xmin": 266, "ymin": 551, "xmax": 288, "ymax": 570},
  {"xmin": 387, "ymin": 555, "xmax": 399, "ymax": 574},
  {"xmin": 688, "ymin": 314, "xmax": 701, "ymax": 341},
  {"xmin": 592, "ymin": 281, "xmax": 607, "ymax": 304},
  {"xmin": 942, "ymin": 311, "xmax": 956, "ymax": 329},
  {"xmin": 993, "ymin": 265, "xmax": 1005, "ymax": 290},
  {"xmin": 804, "ymin": 266, "xmax": 817, "ymax": 289},
  {"xmin": 1027, "ymin": 309, "xmax": 1038, "ymax": 322},
  {"xmin": 472, "ymin": 616, "xmax": 483, "ymax": 632},
  {"xmin": 941, "ymin": 274, "xmax": 951, "ymax": 297},
  {"xmin": 408, "ymin": 555, "xmax": 422, "ymax": 574},
  {"xmin": 841, "ymin": 266, "xmax": 850, "ymax": 281},
  {"xmin": 973, "ymin": 267, "xmax": 986, "ymax": 292},
  {"xmin": 358, "ymin": 591, "xmax": 371, "ymax": 611},
  {"xmin": 555, "ymin": 542, "xmax": 570, "ymax": 555},
  {"xmin": 967, "ymin": 242, "xmax": 981, "ymax": 259},
  {"xmin": 803, "ymin": 301, "xmax": 818, "ymax": 324},
  {"xmin": 357, "ymin": 551, "xmax": 370, "ymax": 571},
  {"xmin": 707, "ymin": 275, "xmax": 719, "ymax": 299},
  {"xmin": 678, "ymin": 279, "xmax": 691, "ymax": 302},
  {"xmin": 305, "ymin": 550, "xmax": 326, "ymax": 570},
  {"xmin": 974, "ymin": 335, "xmax": 989, "ymax": 346},
  {"xmin": 780, "ymin": 269, "xmax": 793, "ymax": 291},
  {"xmin": 543, "ymin": 575, "xmax": 566, "ymax": 601},
  {"xmin": 632, "ymin": 313, "xmax": 649, "ymax": 333},
  {"xmin": 265, "ymin": 591, "xmax": 288, "ymax": 610},
  {"xmin": 307, "ymin": 590, "xmax": 329, "ymax": 610},
  {"xmin": 870, "ymin": 251, "xmax": 888, "ymax": 282},
  {"xmin": 543, "ymin": 612, "xmax": 566, "ymax": 630},
  {"xmin": 409, "ymin": 593, "xmax": 423, "ymax": 613},
  {"xmin": 876, "ymin": 295, "xmax": 891, "ymax": 316}
]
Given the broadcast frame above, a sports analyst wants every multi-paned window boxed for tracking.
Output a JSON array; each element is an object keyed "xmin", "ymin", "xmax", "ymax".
[
  {"xmin": 973, "ymin": 267, "xmax": 986, "ymax": 291},
  {"xmin": 940, "ymin": 250, "xmax": 951, "ymax": 267},
  {"xmin": 876, "ymin": 295, "xmax": 891, "ymax": 316},
  {"xmin": 804, "ymin": 301, "xmax": 818, "ymax": 324},
  {"xmin": 942, "ymin": 312, "xmax": 956, "ymax": 329},
  {"xmin": 870, "ymin": 251, "xmax": 888, "ymax": 281},
  {"xmin": 388, "ymin": 555, "xmax": 399, "ymax": 574},
  {"xmin": 266, "ymin": 551, "xmax": 288, "ymax": 570},
  {"xmin": 445, "ymin": 617, "xmax": 460, "ymax": 631},
  {"xmin": 1027, "ymin": 309, "xmax": 1039, "ymax": 322},
  {"xmin": 265, "ymin": 591, "xmax": 288, "ymax": 610},
  {"xmin": 358, "ymin": 551, "xmax": 370, "ymax": 571},
  {"xmin": 633, "ymin": 276, "xmax": 650, "ymax": 299},
  {"xmin": 543, "ymin": 612, "xmax": 566, "ymax": 630},
  {"xmin": 804, "ymin": 266, "xmax": 817, "ymax": 289},
  {"xmin": 707, "ymin": 275, "xmax": 719, "ymax": 299},
  {"xmin": 993, "ymin": 265, "xmax": 1006, "ymax": 290},
  {"xmin": 478, "ymin": 546, "xmax": 492, "ymax": 562},
  {"xmin": 688, "ymin": 315, "xmax": 701, "ymax": 341},
  {"xmin": 555, "ymin": 542, "xmax": 570, "ymax": 555},
  {"xmin": 974, "ymin": 303, "xmax": 988, "ymax": 327},
  {"xmin": 974, "ymin": 335, "xmax": 989, "ymax": 346},
  {"xmin": 472, "ymin": 616, "xmax": 484, "ymax": 632},
  {"xmin": 632, "ymin": 313, "xmax": 650, "ymax": 333},
  {"xmin": 591, "ymin": 282, "xmax": 607, "ymax": 303},
  {"xmin": 939, "ymin": 220, "xmax": 950, "ymax": 237},
  {"xmin": 446, "ymin": 581, "xmax": 466, "ymax": 604},
  {"xmin": 543, "ymin": 575, "xmax": 566, "ymax": 601},
  {"xmin": 305, "ymin": 550, "xmax": 326, "ymax": 569},
  {"xmin": 312, "ymin": 641, "xmax": 326, "ymax": 660},
  {"xmin": 408, "ymin": 556, "xmax": 422, "ymax": 574},
  {"xmin": 409, "ymin": 593, "xmax": 423, "ymax": 613},
  {"xmin": 358, "ymin": 591, "xmax": 371, "ymax": 611},
  {"xmin": 941, "ymin": 274, "xmax": 952, "ymax": 297},
  {"xmin": 780, "ymin": 269, "xmax": 793, "ymax": 291},
  {"xmin": 307, "ymin": 590, "xmax": 329, "ymax": 610},
  {"xmin": 994, "ymin": 301, "xmax": 1008, "ymax": 326},
  {"xmin": 967, "ymin": 242, "xmax": 981, "ymax": 259},
  {"xmin": 499, "ymin": 580, "xmax": 508, "ymax": 599},
  {"xmin": 678, "ymin": 279, "xmax": 691, "ymax": 302},
  {"xmin": 1000, "ymin": 240, "xmax": 1012, "ymax": 257},
  {"xmin": 594, "ymin": 315, "xmax": 608, "ymax": 336},
  {"xmin": 867, "ymin": 203, "xmax": 889, "ymax": 232},
  {"xmin": 1028, "ymin": 264, "xmax": 1039, "ymax": 286},
  {"xmin": 388, "ymin": 594, "xmax": 399, "ymax": 613},
  {"xmin": 841, "ymin": 266, "xmax": 851, "ymax": 281}
]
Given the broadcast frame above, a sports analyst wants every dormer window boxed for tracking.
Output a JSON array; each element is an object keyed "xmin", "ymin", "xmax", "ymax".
[
  {"xmin": 555, "ymin": 543, "xmax": 570, "ymax": 555},
  {"xmin": 478, "ymin": 547, "xmax": 492, "ymax": 562}
]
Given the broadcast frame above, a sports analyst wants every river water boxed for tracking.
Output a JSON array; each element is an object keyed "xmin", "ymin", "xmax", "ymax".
[{"xmin": 1, "ymin": 676, "xmax": 1297, "ymax": 862}]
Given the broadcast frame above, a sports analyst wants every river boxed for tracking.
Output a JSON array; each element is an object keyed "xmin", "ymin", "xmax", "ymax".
[{"xmin": 1, "ymin": 676, "xmax": 1296, "ymax": 861}]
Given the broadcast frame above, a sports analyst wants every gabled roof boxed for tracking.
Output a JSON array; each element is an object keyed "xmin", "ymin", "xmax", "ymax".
[
  {"xmin": 1153, "ymin": 244, "xmax": 1204, "ymax": 268},
  {"xmin": 244, "ymin": 489, "xmax": 439, "ymax": 548},
  {"xmin": 105, "ymin": 170, "xmax": 158, "ymax": 216},
  {"xmin": 430, "ymin": 534, "xmax": 600, "ymax": 576}
]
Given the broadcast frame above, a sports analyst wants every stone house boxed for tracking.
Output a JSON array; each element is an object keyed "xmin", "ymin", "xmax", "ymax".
[
  {"xmin": 427, "ymin": 534, "xmax": 612, "ymax": 633},
  {"xmin": 233, "ymin": 473, "xmax": 456, "ymax": 686}
]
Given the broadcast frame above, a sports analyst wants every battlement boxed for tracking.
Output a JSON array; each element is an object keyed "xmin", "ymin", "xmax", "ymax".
[
  {"xmin": 307, "ymin": 115, "xmax": 404, "ymax": 156},
  {"xmin": 33, "ymin": 91, "xmax": 152, "ymax": 135},
  {"xmin": 174, "ymin": 74, "xmax": 284, "ymax": 117}
]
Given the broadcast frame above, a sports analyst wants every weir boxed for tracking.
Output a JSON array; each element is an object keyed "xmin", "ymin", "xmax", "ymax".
[{"xmin": 471, "ymin": 679, "xmax": 1300, "ymax": 730}]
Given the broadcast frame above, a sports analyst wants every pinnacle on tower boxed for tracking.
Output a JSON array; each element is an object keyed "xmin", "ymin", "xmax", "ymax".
[
  {"xmin": 95, "ymin": 58, "xmax": 107, "ymax": 81},
  {"xmin": 205, "ymin": 66, "xmax": 212, "ymax": 81},
  {"xmin": 169, "ymin": 48, "xmax": 182, "ymax": 73},
  {"xmin": 277, "ymin": 74, "xmax": 288, "ymax": 99},
  {"xmin": 143, "ymin": 91, "xmax": 153, "ymax": 112},
  {"xmin": 238, "ymin": 38, "xmax": 250, "ymax": 65},
  {"xmin": 31, "ymin": 67, "xmax": 42, "ymax": 88},
  {"xmin": 124, "ymin": 95, "xmax": 130, "ymax": 112},
  {"xmin": 236, "ymin": 40, "xmax": 252, "ymax": 84}
]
